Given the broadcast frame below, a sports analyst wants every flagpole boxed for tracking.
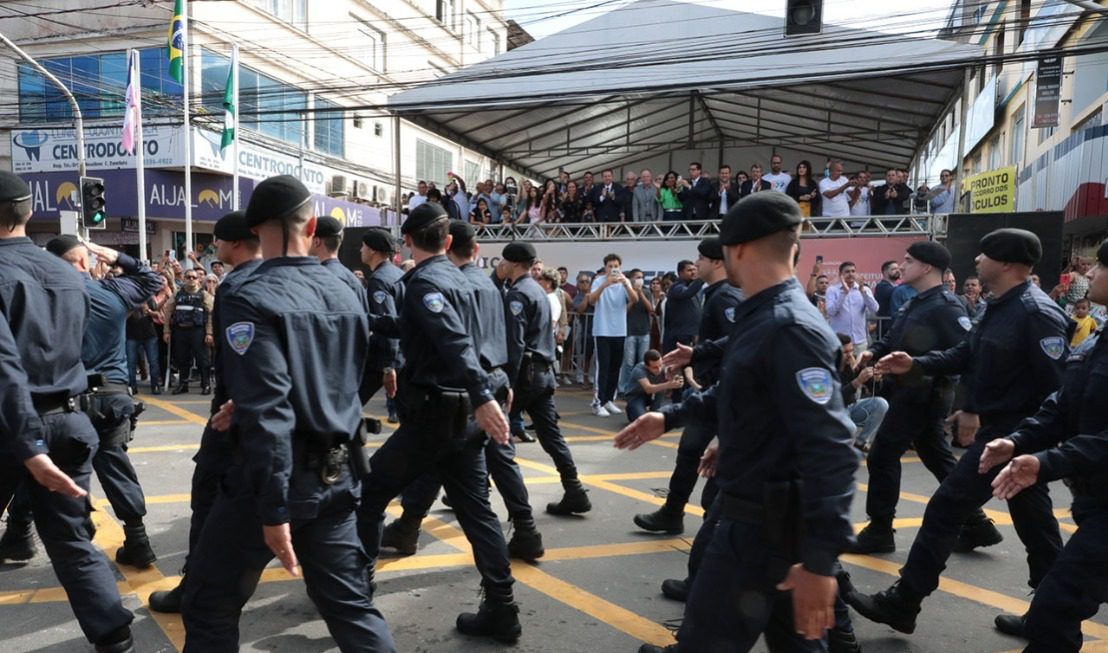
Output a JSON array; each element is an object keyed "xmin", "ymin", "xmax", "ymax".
[
  {"xmin": 132, "ymin": 49, "xmax": 148, "ymax": 262},
  {"xmin": 181, "ymin": 1, "xmax": 193, "ymax": 267},
  {"xmin": 231, "ymin": 43, "xmax": 240, "ymax": 210}
]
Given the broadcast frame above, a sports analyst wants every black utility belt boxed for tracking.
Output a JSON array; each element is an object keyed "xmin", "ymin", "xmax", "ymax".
[
  {"xmin": 303, "ymin": 445, "xmax": 351, "ymax": 486},
  {"xmin": 32, "ymin": 394, "xmax": 79, "ymax": 416},
  {"xmin": 87, "ymin": 382, "xmax": 132, "ymax": 396},
  {"xmin": 719, "ymin": 493, "xmax": 766, "ymax": 525}
]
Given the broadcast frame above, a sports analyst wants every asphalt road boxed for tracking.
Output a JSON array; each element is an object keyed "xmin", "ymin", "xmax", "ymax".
[{"xmin": 1, "ymin": 385, "xmax": 1105, "ymax": 652}]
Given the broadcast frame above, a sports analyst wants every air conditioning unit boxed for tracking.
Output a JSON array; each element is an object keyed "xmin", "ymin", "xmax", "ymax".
[
  {"xmin": 330, "ymin": 175, "xmax": 349, "ymax": 197},
  {"xmin": 355, "ymin": 181, "xmax": 369, "ymax": 199}
]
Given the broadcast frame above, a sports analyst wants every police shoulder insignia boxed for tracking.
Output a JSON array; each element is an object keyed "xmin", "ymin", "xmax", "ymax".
[
  {"xmin": 724, "ymin": 306, "xmax": 736, "ymax": 323},
  {"xmin": 1040, "ymin": 336, "xmax": 1065, "ymax": 360},
  {"xmin": 423, "ymin": 292, "xmax": 446, "ymax": 313},
  {"xmin": 226, "ymin": 322, "xmax": 255, "ymax": 355},
  {"xmin": 958, "ymin": 316, "xmax": 973, "ymax": 331},
  {"xmin": 372, "ymin": 290, "xmax": 388, "ymax": 305},
  {"xmin": 795, "ymin": 367, "xmax": 833, "ymax": 404},
  {"xmin": 509, "ymin": 300, "xmax": 524, "ymax": 316}
]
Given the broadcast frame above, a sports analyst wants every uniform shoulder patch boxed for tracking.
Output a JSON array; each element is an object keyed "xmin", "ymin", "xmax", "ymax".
[
  {"xmin": 509, "ymin": 300, "xmax": 524, "ymax": 316},
  {"xmin": 724, "ymin": 306, "xmax": 736, "ymax": 323},
  {"xmin": 958, "ymin": 316, "xmax": 973, "ymax": 331},
  {"xmin": 795, "ymin": 367, "xmax": 833, "ymax": 404},
  {"xmin": 422, "ymin": 292, "xmax": 446, "ymax": 313},
  {"xmin": 1040, "ymin": 336, "xmax": 1065, "ymax": 360},
  {"xmin": 372, "ymin": 290, "xmax": 388, "ymax": 305},
  {"xmin": 226, "ymin": 322, "xmax": 255, "ymax": 355}
]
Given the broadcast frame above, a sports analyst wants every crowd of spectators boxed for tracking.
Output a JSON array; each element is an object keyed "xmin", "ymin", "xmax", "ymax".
[{"xmin": 399, "ymin": 157, "xmax": 961, "ymax": 229}]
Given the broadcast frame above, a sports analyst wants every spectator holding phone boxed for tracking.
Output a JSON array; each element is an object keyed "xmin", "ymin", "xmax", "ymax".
[{"xmin": 826, "ymin": 261, "xmax": 879, "ymax": 351}]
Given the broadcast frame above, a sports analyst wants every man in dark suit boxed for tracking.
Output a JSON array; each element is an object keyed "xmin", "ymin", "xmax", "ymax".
[
  {"xmin": 591, "ymin": 169, "xmax": 625, "ymax": 223},
  {"xmin": 738, "ymin": 163, "xmax": 772, "ymax": 197},
  {"xmin": 708, "ymin": 164, "xmax": 741, "ymax": 218},
  {"xmin": 677, "ymin": 162, "xmax": 713, "ymax": 220},
  {"xmin": 871, "ymin": 168, "xmax": 913, "ymax": 215}
]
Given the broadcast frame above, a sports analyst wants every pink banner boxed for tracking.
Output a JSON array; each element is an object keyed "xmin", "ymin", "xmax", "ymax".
[{"xmin": 797, "ymin": 236, "xmax": 927, "ymax": 286}]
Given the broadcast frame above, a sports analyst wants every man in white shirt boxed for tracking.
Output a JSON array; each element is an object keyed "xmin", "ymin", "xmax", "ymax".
[
  {"xmin": 825, "ymin": 260, "xmax": 879, "ymax": 350},
  {"xmin": 587, "ymin": 253, "xmax": 634, "ymax": 416},
  {"xmin": 762, "ymin": 154, "xmax": 792, "ymax": 192},
  {"xmin": 820, "ymin": 159, "xmax": 851, "ymax": 217},
  {"xmin": 848, "ymin": 170, "xmax": 872, "ymax": 227},
  {"xmin": 407, "ymin": 181, "xmax": 428, "ymax": 211}
]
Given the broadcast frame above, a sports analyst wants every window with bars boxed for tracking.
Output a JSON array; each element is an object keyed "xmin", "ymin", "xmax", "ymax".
[{"xmin": 416, "ymin": 139, "xmax": 453, "ymax": 186}]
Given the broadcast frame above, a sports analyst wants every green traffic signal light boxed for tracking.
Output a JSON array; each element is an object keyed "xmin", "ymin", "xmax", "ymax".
[{"xmin": 80, "ymin": 176, "xmax": 106, "ymax": 227}]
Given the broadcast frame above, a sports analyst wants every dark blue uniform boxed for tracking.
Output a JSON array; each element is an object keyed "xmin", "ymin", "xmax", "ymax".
[
  {"xmin": 0, "ymin": 237, "xmax": 133, "ymax": 646},
  {"xmin": 895, "ymin": 281, "xmax": 1066, "ymax": 597},
  {"xmin": 660, "ymin": 278, "xmax": 858, "ymax": 651},
  {"xmin": 359, "ymin": 255, "xmax": 514, "ymax": 596},
  {"xmin": 1006, "ymin": 329, "xmax": 1108, "ymax": 652},
  {"xmin": 361, "ymin": 259, "xmax": 404, "ymax": 403},
  {"xmin": 861, "ymin": 284, "xmax": 972, "ymax": 529},
  {"xmin": 180, "ymin": 257, "xmax": 393, "ymax": 653},
  {"xmin": 322, "ymin": 257, "xmax": 369, "ymax": 313}
]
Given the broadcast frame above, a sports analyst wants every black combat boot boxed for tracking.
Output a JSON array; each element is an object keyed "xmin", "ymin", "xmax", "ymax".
[
  {"xmin": 994, "ymin": 612, "xmax": 1028, "ymax": 638},
  {"xmin": 0, "ymin": 518, "xmax": 36, "ymax": 562},
  {"xmin": 380, "ymin": 512, "xmax": 422, "ymax": 556},
  {"xmin": 507, "ymin": 514, "xmax": 545, "ymax": 562},
  {"xmin": 660, "ymin": 577, "xmax": 688, "ymax": 602},
  {"xmin": 93, "ymin": 626, "xmax": 134, "ymax": 653},
  {"xmin": 954, "ymin": 516, "xmax": 1004, "ymax": 552},
  {"xmin": 546, "ymin": 478, "xmax": 591, "ymax": 516},
  {"xmin": 115, "ymin": 522, "xmax": 156, "ymax": 568},
  {"xmin": 633, "ymin": 504, "xmax": 685, "ymax": 534},
  {"xmin": 148, "ymin": 581, "xmax": 184, "ymax": 614},
  {"xmin": 456, "ymin": 586, "xmax": 522, "ymax": 643},
  {"xmin": 849, "ymin": 520, "xmax": 895, "ymax": 554},
  {"xmin": 171, "ymin": 383, "xmax": 189, "ymax": 395},
  {"xmin": 828, "ymin": 626, "xmax": 863, "ymax": 653},
  {"xmin": 845, "ymin": 580, "xmax": 923, "ymax": 634}
]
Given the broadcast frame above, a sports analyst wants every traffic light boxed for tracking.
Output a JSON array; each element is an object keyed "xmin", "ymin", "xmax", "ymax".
[
  {"xmin": 785, "ymin": 0, "xmax": 822, "ymax": 36},
  {"xmin": 80, "ymin": 176, "xmax": 107, "ymax": 229}
]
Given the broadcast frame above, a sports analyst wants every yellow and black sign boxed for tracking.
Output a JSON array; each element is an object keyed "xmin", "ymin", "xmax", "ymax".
[{"xmin": 965, "ymin": 166, "xmax": 1016, "ymax": 213}]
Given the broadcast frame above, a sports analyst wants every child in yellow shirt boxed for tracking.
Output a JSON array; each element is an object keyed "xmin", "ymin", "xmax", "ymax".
[{"xmin": 1071, "ymin": 297, "xmax": 1097, "ymax": 346}]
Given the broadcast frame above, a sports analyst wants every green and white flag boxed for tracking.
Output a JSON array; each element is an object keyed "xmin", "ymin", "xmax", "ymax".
[{"xmin": 221, "ymin": 48, "xmax": 236, "ymax": 152}]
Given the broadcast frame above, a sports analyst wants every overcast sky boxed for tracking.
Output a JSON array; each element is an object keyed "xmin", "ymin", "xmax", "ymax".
[{"xmin": 504, "ymin": 0, "xmax": 956, "ymax": 40}]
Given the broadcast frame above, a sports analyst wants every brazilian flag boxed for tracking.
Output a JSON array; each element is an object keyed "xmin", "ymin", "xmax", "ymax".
[{"xmin": 168, "ymin": 0, "xmax": 185, "ymax": 83}]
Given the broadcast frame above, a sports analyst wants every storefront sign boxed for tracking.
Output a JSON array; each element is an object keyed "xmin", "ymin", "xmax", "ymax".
[
  {"xmin": 191, "ymin": 128, "xmax": 331, "ymax": 194},
  {"xmin": 11, "ymin": 125, "xmax": 181, "ymax": 174},
  {"xmin": 965, "ymin": 166, "xmax": 1017, "ymax": 213},
  {"xmin": 1033, "ymin": 54, "xmax": 1062, "ymax": 128}
]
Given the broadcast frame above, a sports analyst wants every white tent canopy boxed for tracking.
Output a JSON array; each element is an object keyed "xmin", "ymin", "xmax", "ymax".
[{"xmin": 388, "ymin": 0, "xmax": 984, "ymax": 179}]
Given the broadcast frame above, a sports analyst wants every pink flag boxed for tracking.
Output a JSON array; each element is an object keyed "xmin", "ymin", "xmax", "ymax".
[{"xmin": 121, "ymin": 51, "xmax": 139, "ymax": 155}]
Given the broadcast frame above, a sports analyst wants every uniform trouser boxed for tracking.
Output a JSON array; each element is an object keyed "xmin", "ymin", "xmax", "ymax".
[
  {"xmin": 181, "ymin": 465, "xmax": 395, "ymax": 653},
  {"xmin": 517, "ymin": 371, "xmax": 578, "ymax": 482},
  {"xmin": 172, "ymin": 327, "xmax": 210, "ymax": 388},
  {"xmin": 182, "ymin": 424, "xmax": 235, "ymax": 573},
  {"xmin": 358, "ymin": 422, "xmax": 514, "ymax": 592},
  {"xmin": 3, "ymin": 482, "xmax": 32, "ymax": 524},
  {"xmin": 594, "ymin": 336, "xmax": 625, "ymax": 405},
  {"xmin": 664, "ymin": 414, "xmax": 716, "ymax": 512},
  {"xmin": 1023, "ymin": 501, "xmax": 1108, "ymax": 653},
  {"xmin": 678, "ymin": 516, "xmax": 827, "ymax": 652},
  {"xmin": 899, "ymin": 430, "xmax": 1062, "ymax": 596},
  {"xmin": 0, "ymin": 413, "xmax": 133, "ymax": 644},
  {"xmin": 359, "ymin": 367, "xmax": 383, "ymax": 406},
  {"xmin": 400, "ymin": 436, "xmax": 533, "ymax": 522},
  {"xmin": 865, "ymin": 386, "xmax": 960, "ymax": 523}
]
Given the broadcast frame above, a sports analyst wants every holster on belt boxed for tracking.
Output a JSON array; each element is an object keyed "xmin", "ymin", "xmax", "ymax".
[
  {"xmin": 293, "ymin": 434, "xmax": 350, "ymax": 486},
  {"xmin": 347, "ymin": 419, "xmax": 374, "ymax": 479}
]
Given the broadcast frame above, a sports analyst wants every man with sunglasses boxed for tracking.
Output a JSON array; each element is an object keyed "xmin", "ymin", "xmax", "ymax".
[{"xmin": 163, "ymin": 267, "xmax": 215, "ymax": 395}]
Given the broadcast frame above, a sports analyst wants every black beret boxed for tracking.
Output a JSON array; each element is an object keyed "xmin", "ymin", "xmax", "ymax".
[
  {"xmin": 244, "ymin": 175, "xmax": 312, "ymax": 227},
  {"xmin": 46, "ymin": 234, "xmax": 82, "ymax": 257},
  {"xmin": 361, "ymin": 228, "xmax": 395, "ymax": 253},
  {"xmin": 213, "ymin": 211, "xmax": 255, "ymax": 242},
  {"xmin": 1098, "ymin": 240, "xmax": 1108, "ymax": 267},
  {"xmin": 502, "ymin": 241, "xmax": 537, "ymax": 263},
  {"xmin": 980, "ymin": 228, "xmax": 1042, "ymax": 266},
  {"xmin": 906, "ymin": 241, "xmax": 951, "ymax": 271},
  {"xmin": 697, "ymin": 236, "xmax": 723, "ymax": 260},
  {"xmin": 315, "ymin": 215, "xmax": 343, "ymax": 239},
  {"xmin": 719, "ymin": 193, "xmax": 802, "ymax": 246},
  {"xmin": 449, "ymin": 221, "xmax": 476, "ymax": 251},
  {"xmin": 0, "ymin": 171, "xmax": 31, "ymax": 202},
  {"xmin": 401, "ymin": 202, "xmax": 448, "ymax": 235}
]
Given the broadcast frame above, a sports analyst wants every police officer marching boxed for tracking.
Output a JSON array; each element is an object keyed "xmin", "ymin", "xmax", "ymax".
[
  {"xmin": 617, "ymin": 193, "xmax": 859, "ymax": 653},
  {"xmin": 359, "ymin": 227, "xmax": 404, "ymax": 415},
  {"xmin": 163, "ymin": 266, "xmax": 215, "ymax": 395},
  {"xmin": 0, "ymin": 170, "xmax": 136, "ymax": 652},
  {"xmin": 311, "ymin": 215, "xmax": 369, "ymax": 312},
  {"xmin": 358, "ymin": 202, "xmax": 522, "ymax": 643},
  {"xmin": 179, "ymin": 176, "xmax": 395, "ymax": 653},
  {"xmin": 149, "ymin": 210, "xmax": 263, "ymax": 613},
  {"xmin": 847, "ymin": 228, "xmax": 1067, "ymax": 637}
]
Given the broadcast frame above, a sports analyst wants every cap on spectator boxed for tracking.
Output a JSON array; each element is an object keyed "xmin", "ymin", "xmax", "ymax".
[
  {"xmin": 449, "ymin": 221, "xmax": 476, "ymax": 251},
  {"xmin": 697, "ymin": 236, "xmax": 724, "ymax": 261},
  {"xmin": 980, "ymin": 228, "xmax": 1041, "ymax": 266},
  {"xmin": 401, "ymin": 202, "xmax": 448, "ymax": 235},
  {"xmin": 906, "ymin": 241, "xmax": 951, "ymax": 271},
  {"xmin": 213, "ymin": 211, "xmax": 255, "ymax": 242},
  {"xmin": 244, "ymin": 175, "xmax": 312, "ymax": 227},
  {"xmin": 502, "ymin": 241, "xmax": 537, "ymax": 264},
  {"xmin": 314, "ymin": 215, "xmax": 343, "ymax": 239},
  {"xmin": 45, "ymin": 234, "xmax": 82, "ymax": 257},
  {"xmin": 361, "ymin": 228, "xmax": 395, "ymax": 253},
  {"xmin": 0, "ymin": 171, "xmax": 31, "ymax": 202},
  {"xmin": 719, "ymin": 193, "xmax": 802, "ymax": 246},
  {"xmin": 1098, "ymin": 239, "xmax": 1108, "ymax": 267}
]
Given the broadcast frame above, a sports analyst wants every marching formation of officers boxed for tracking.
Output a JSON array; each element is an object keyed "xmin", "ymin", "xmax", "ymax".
[{"xmin": 2, "ymin": 167, "xmax": 1108, "ymax": 653}]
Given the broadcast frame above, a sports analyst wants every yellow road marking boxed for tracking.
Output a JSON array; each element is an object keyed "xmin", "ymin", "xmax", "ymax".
[
  {"xmin": 129, "ymin": 444, "xmax": 199, "ymax": 454},
  {"xmin": 141, "ymin": 396, "xmax": 209, "ymax": 426},
  {"xmin": 140, "ymin": 419, "xmax": 192, "ymax": 426}
]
